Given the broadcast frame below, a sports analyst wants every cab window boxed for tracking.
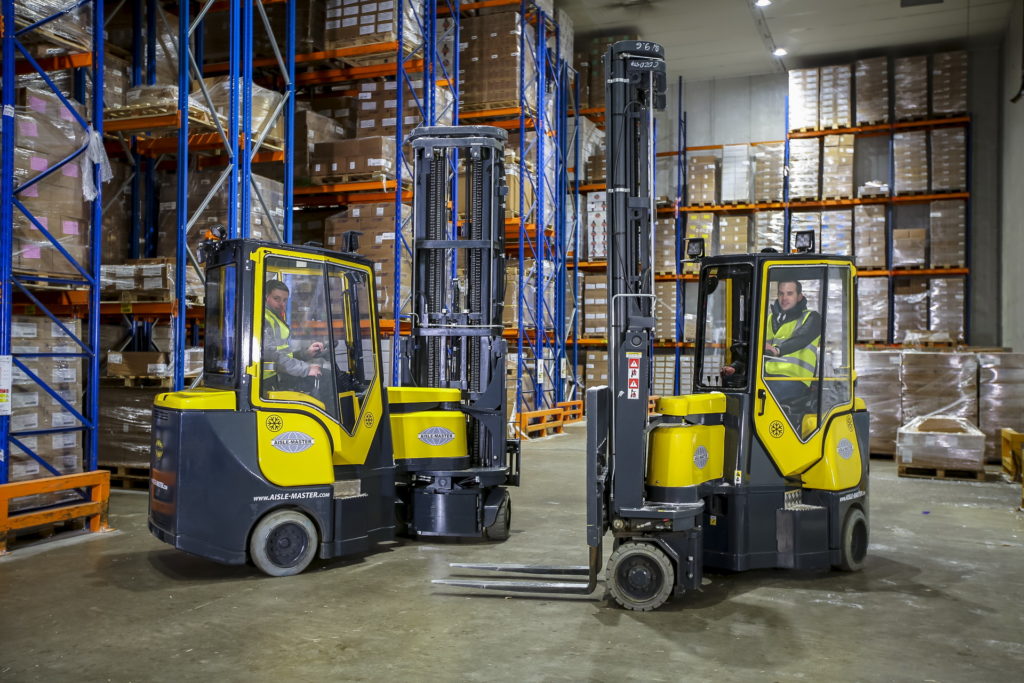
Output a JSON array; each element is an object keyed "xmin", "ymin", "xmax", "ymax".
[
  {"xmin": 326, "ymin": 264, "xmax": 377, "ymax": 434},
  {"xmin": 698, "ymin": 264, "xmax": 752, "ymax": 389},
  {"xmin": 259, "ymin": 255, "xmax": 338, "ymax": 420}
]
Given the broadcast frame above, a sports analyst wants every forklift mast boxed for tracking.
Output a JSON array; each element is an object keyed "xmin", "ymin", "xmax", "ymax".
[
  {"xmin": 403, "ymin": 126, "xmax": 510, "ymax": 469},
  {"xmin": 605, "ymin": 42, "xmax": 667, "ymax": 511}
]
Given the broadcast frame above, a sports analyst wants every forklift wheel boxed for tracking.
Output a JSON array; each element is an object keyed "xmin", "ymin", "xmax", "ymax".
[
  {"xmin": 606, "ymin": 542, "xmax": 675, "ymax": 612},
  {"xmin": 483, "ymin": 498, "xmax": 511, "ymax": 541},
  {"xmin": 250, "ymin": 510, "xmax": 319, "ymax": 577},
  {"xmin": 837, "ymin": 507, "xmax": 868, "ymax": 572}
]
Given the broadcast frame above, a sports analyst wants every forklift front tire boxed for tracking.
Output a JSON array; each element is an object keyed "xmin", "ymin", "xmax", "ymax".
[
  {"xmin": 837, "ymin": 507, "xmax": 868, "ymax": 572},
  {"xmin": 484, "ymin": 497, "xmax": 511, "ymax": 541},
  {"xmin": 250, "ymin": 509, "xmax": 319, "ymax": 577},
  {"xmin": 606, "ymin": 542, "xmax": 675, "ymax": 612}
]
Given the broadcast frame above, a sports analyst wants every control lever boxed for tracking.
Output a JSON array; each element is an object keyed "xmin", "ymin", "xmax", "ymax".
[{"xmin": 757, "ymin": 388, "xmax": 766, "ymax": 416}]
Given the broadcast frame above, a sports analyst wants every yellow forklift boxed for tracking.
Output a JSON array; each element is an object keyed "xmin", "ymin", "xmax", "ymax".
[
  {"xmin": 434, "ymin": 41, "xmax": 870, "ymax": 610},
  {"xmin": 148, "ymin": 126, "xmax": 519, "ymax": 575}
]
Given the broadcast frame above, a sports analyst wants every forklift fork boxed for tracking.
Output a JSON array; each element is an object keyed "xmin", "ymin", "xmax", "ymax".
[{"xmin": 432, "ymin": 388, "xmax": 612, "ymax": 596}]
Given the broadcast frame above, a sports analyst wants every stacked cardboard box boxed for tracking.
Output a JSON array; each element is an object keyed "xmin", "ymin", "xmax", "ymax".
[
  {"xmin": 854, "ymin": 57, "xmax": 888, "ymax": 124},
  {"xmin": 653, "ymin": 281, "xmax": 677, "ymax": 341},
  {"xmin": 585, "ymin": 153, "xmax": 606, "ymax": 184},
  {"xmin": 893, "ymin": 131, "xmax": 928, "ymax": 194},
  {"xmin": 790, "ymin": 212, "xmax": 821, "ymax": 251},
  {"xmin": 929, "ymin": 200, "xmax": 966, "ymax": 267},
  {"xmin": 978, "ymin": 353, "xmax": 1024, "ymax": 463},
  {"xmin": 687, "ymin": 156, "xmax": 718, "ymax": 205},
  {"xmin": 897, "ymin": 416, "xmax": 985, "ymax": 471},
  {"xmin": 310, "ymin": 136, "xmax": 396, "ymax": 182},
  {"xmin": 819, "ymin": 210, "xmax": 852, "ymax": 255},
  {"xmin": 819, "ymin": 64, "xmax": 852, "ymax": 129},
  {"xmin": 502, "ymin": 264, "xmax": 519, "ymax": 328},
  {"xmin": 856, "ymin": 277, "xmax": 889, "ymax": 342},
  {"xmin": 353, "ymin": 78, "xmax": 454, "ymax": 137},
  {"xmin": 577, "ymin": 33, "xmax": 636, "ymax": 109},
  {"xmin": 15, "ymin": 2, "xmax": 93, "ymax": 52},
  {"xmin": 720, "ymin": 145, "xmax": 751, "ymax": 203},
  {"xmin": 308, "ymin": 94, "xmax": 359, "ymax": 137},
  {"xmin": 102, "ymin": 159, "xmax": 133, "ymax": 264},
  {"xmin": 325, "ymin": 203, "xmax": 412, "ymax": 319},
  {"xmin": 324, "ymin": 0, "xmax": 420, "ymax": 50},
  {"xmin": 684, "ymin": 213, "xmax": 715, "ymax": 273},
  {"xmin": 585, "ymin": 191, "xmax": 608, "ymax": 261},
  {"xmin": 651, "ymin": 354, "xmax": 676, "ymax": 397},
  {"xmin": 104, "ymin": 52, "xmax": 130, "ymax": 109},
  {"xmin": 205, "ymin": 0, "xmax": 325, "ymax": 61},
  {"xmin": 97, "ymin": 384, "xmax": 163, "ymax": 469},
  {"xmin": 584, "ymin": 350, "xmax": 609, "ymax": 387},
  {"xmin": 293, "ymin": 109, "xmax": 347, "ymax": 183},
  {"xmin": 931, "ymin": 50, "xmax": 968, "ymax": 116},
  {"xmin": 653, "ymin": 218, "xmax": 677, "ymax": 273},
  {"xmin": 460, "ymin": 11, "xmax": 535, "ymax": 111},
  {"xmin": 753, "ymin": 211, "xmax": 785, "ymax": 253},
  {"xmin": 9, "ymin": 315, "xmax": 85, "ymax": 509},
  {"xmin": 788, "ymin": 68, "xmax": 819, "ymax": 130},
  {"xmin": 752, "ymin": 143, "xmax": 784, "ymax": 202},
  {"xmin": 854, "ymin": 350, "xmax": 901, "ymax": 454},
  {"xmin": 853, "ymin": 204, "xmax": 886, "ymax": 268},
  {"xmin": 900, "ymin": 351, "xmax": 978, "ymax": 424},
  {"xmin": 718, "ymin": 216, "xmax": 750, "ymax": 255},
  {"xmin": 892, "ymin": 277, "xmax": 929, "ymax": 343},
  {"xmin": 582, "ymin": 273, "xmax": 608, "ymax": 337},
  {"xmin": 892, "ymin": 227, "xmax": 926, "ymax": 267},
  {"xmin": 930, "ymin": 127, "xmax": 967, "ymax": 192},
  {"xmin": 204, "ymin": 77, "xmax": 284, "ymax": 143},
  {"xmin": 822, "ymin": 134, "xmax": 855, "ymax": 198},
  {"xmin": 788, "ymin": 138, "xmax": 820, "ymax": 200},
  {"xmin": 928, "ymin": 277, "xmax": 966, "ymax": 342},
  {"xmin": 11, "ymin": 88, "xmax": 89, "ymax": 277},
  {"xmin": 894, "ymin": 56, "xmax": 929, "ymax": 120}
]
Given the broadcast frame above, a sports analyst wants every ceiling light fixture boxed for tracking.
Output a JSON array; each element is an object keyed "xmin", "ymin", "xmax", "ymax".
[
  {"xmin": 773, "ymin": 47, "xmax": 788, "ymax": 57},
  {"xmin": 755, "ymin": 0, "xmax": 772, "ymax": 7}
]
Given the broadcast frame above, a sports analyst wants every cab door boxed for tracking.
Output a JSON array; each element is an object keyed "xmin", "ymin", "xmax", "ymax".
[
  {"xmin": 249, "ymin": 247, "xmax": 385, "ymax": 487},
  {"xmin": 753, "ymin": 261, "xmax": 862, "ymax": 488}
]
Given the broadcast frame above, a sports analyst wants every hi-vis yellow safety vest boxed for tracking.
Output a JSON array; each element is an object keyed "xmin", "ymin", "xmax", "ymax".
[
  {"xmin": 263, "ymin": 309, "xmax": 292, "ymax": 379},
  {"xmin": 764, "ymin": 309, "xmax": 819, "ymax": 386}
]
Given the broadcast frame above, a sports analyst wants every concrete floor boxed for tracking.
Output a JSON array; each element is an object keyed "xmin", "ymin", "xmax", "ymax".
[{"xmin": 1, "ymin": 423, "xmax": 1023, "ymax": 681}]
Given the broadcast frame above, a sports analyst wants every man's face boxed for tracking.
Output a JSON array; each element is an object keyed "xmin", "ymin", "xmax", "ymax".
[
  {"xmin": 266, "ymin": 288, "xmax": 288, "ymax": 318},
  {"xmin": 777, "ymin": 282, "xmax": 802, "ymax": 312}
]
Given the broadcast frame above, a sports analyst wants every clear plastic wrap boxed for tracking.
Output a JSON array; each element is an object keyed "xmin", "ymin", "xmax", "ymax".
[
  {"xmin": 753, "ymin": 211, "xmax": 785, "ymax": 253},
  {"xmin": 856, "ymin": 277, "xmax": 889, "ymax": 342},
  {"xmin": 928, "ymin": 200, "xmax": 966, "ymax": 267},
  {"xmin": 894, "ymin": 56, "xmax": 928, "ymax": 120},
  {"xmin": 928, "ymin": 277, "xmax": 965, "ymax": 342},
  {"xmin": 752, "ymin": 143, "xmax": 784, "ymax": 202},
  {"xmin": 820, "ymin": 210, "xmax": 852, "ymax": 255},
  {"xmin": 899, "ymin": 351, "xmax": 978, "ymax": 424},
  {"xmin": 854, "ymin": 349, "xmax": 902, "ymax": 454},
  {"xmin": 204, "ymin": 77, "xmax": 284, "ymax": 143},
  {"xmin": 687, "ymin": 156, "xmax": 718, "ymax": 205},
  {"xmin": 892, "ymin": 278, "xmax": 929, "ymax": 343},
  {"xmin": 854, "ymin": 56, "xmax": 888, "ymax": 125},
  {"xmin": 15, "ymin": 1, "xmax": 92, "ymax": 52},
  {"xmin": 98, "ymin": 384, "xmax": 164, "ymax": 468},
  {"xmin": 718, "ymin": 216, "xmax": 750, "ymax": 255},
  {"xmin": 897, "ymin": 416, "xmax": 985, "ymax": 471},
  {"xmin": 720, "ymin": 145, "xmax": 751, "ymax": 203},
  {"xmin": 893, "ymin": 130, "xmax": 928, "ymax": 194},
  {"xmin": 822, "ymin": 134, "xmax": 854, "ymax": 199},
  {"xmin": 788, "ymin": 138, "xmax": 820, "ymax": 200},
  {"xmin": 818, "ymin": 64, "xmax": 852, "ymax": 129},
  {"xmin": 930, "ymin": 127, "xmax": 967, "ymax": 192},
  {"xmin": 931, "ymin": 51, "xmax": 968, "ymax": 116},
  {"xmin": 978, "ymin": 353, "xmax": 1024, "ymax": 463},
  {"xmin": 853, "ymin": 204, "xmax": 886, "ymax": 268},
  {"xmin": 788, "ymin": 68, "xmax": 819, "ymax": 131},
  {"xmin": 653, "ymin": 281, "xmax": 678, "ymax": 340}
]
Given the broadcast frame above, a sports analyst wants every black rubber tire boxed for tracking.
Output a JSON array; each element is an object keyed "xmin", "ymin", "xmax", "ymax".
[
  {"xmin": 484, "ymin": 496, "xmax": 511, "ymax": 541},
  {"xmin": 606, "ymin": 542, "xmax": 675, "ymax": 611},
  {"xmin": 837, "ymin": 507, "xmax": 868, "ymax": 572},
  {"xmin": 249, "ymin": 509, "xmax": 318, "ymax": 577}
]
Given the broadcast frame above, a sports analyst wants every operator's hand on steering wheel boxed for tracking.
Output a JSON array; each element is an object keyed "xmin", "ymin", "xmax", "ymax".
[
  {"xmin": 307, "ymin": 341, "xmax": 325, "ymax": 356},
  {"xmin": 721, "ymin": 365, "xmax": 736, "ymax": 376},
  {"xmin": 764, "ymin": 343, "xmax": 778, "ymax": 356},
  {"xmin": 307, "ymin": 364, "xmax": 323, "ymax": 377}
]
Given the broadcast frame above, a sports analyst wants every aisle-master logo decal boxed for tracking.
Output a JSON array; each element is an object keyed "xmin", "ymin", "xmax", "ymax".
[
  {"xmin": 838, "ymin": 438, "xmax": 854, "ymax": 460},
  {"xmin": 418, "ymin": 426, "xmax": 455, "ymax": 446},
  {"xmin": 271, "ymin": 431, "xmax": 314, "ymax": 453},
  {"xmin": 253, "ymin": 490, "xmax": 330, "ymax": 502},
  {"xmin": 693, "ymin": 446, "xmax": 709, "ymax": 469}
]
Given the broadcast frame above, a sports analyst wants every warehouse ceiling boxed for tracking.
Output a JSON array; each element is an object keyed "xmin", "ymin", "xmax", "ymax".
[{"xmin": 558, "ymin": 0, "xmax": 1014, "ymax": 80}]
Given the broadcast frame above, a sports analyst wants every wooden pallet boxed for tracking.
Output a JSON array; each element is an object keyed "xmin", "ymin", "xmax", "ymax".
[
  {"xmin": 104, "ymin": 103, "xmax": 218, "ymax": 133},
  {"xmin": 897, "ymin": 465, "xmax": 986, "ymax": 482},
  {"xmin": 788, "ymin": 126, "xmax": 820, "ymax": 133},
  {"xmin": 822, "ymin": 195, "xmax": 854, "ymax": 201},
  {"xmin": 515, "ymin": 408, "xmax": 564, "ymax": 440},
  {"xmin": 855, "ymin": 119, "xmax": 889, "ymax": 127},
  {"xmin": 309, "ymin": 171, "xmax": 398, "ymax": 186},
  {"xmin": 341, "ymin": 40, "xmax": 418, "ymax": 67},
  {"xmin": 460, "ymin": 100, "xmax": 536, "ymax": 116},
  {"xmin": 112, "ymin": 375, "xmax": 175, "ymax": 389},
  {"xmin": 99, "ymin": 465, "xmax": 151, "ymax": 491},
  {"xmin": 10, "ymin": 271, "xmax": 89, "ymax": 289}
]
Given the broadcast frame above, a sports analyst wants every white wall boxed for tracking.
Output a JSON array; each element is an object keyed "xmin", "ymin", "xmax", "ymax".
[{"xmin": 1002, "ymin": 0, "xmax": 1024, "ymax": 351}]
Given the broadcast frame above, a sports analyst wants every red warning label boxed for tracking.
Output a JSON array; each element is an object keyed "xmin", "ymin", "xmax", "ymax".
[
  {"xmin": 628, "ymin": 377, "xmax": 640, "ymax": 389},
  {"xmin": 628, "ymin": 358, "xmax": 640, "ymax": 369}
]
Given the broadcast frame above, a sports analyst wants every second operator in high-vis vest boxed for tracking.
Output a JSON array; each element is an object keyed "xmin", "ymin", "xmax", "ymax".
[
  {"xmin": 762, "ymin": 279, "xmax": 821, "ymax": 405},
  {"xmin": 263, "ymin": 279, "xmax": 324, "ymax": 391}
]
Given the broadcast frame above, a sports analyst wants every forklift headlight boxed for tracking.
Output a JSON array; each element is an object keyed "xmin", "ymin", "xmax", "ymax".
[
  {"xmin": 793, "ymin": 230, "xmax": 816, "ymax": 254},
  {"xmin": 685, "ymin": 238, "xmax": 705, "ymax": 260}
]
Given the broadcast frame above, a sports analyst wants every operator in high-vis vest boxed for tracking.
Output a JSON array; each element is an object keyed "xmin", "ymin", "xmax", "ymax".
[
  {"xmin": 263, "ymin": 279, "xmax": 324, "ymax": 391},
  {"xmin": 761, "ymin": 279, "xmax": 821, "ymax": 406}
]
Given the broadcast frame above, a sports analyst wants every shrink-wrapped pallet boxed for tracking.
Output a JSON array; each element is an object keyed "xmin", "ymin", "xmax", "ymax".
[
  {"xmin": 753, "ymin": 211, "xmax": 784, "ymax": 253},
  {"xmin": 822, "ymin": 134, "xmax": 855, "ymax": 199},
  {"xmin": 720, "ymin": 144, "xmax": 751, "ymax": 203},
  {"xmin": 929, "ymin": 200, "xmax": 967, "ymax": 267},
  {"xmin": 894, "ymin": 56, "xmax": 928, "ymax": 120},
  {"xmin": 894, "ymin": 130, "xmax": 928, "ymax": 194},
  {"xmin": 718, "ymin": 216, "xmax": 750, "ymax": 255},
  {"xmin": 928, "ymin": 277, "xmax": 966, "ymax": 342},
  {"xmin": 856, "ymin": 277, "xmax": 889, "ymax": 342},
  {"xmin": 687, "ymin": 156, "xmax": 718, "ymax": 205},
  {"xmin": 978, "ymin": 354, "xmax": 1024, "ymax": 463},
  {"xmin": 788, "ymin": 138, "xmax": 820, "ymax": 200},
  {"xmin": 818, "ymin": 64, "xmax": 852, "ymax": 129},
  {"xmin": 854, "ymin": 204, "xmax": 886, "ymax": 268},
  {"xmin": 788, "ymin": 68, "xmax": 819, "ymax": 131},
  {"xmin": 899, "ymin": 351, "xmax": 978, "ymax": 425},
  {"xmin": 892, "ymin": 278, "xmax": 929, "ymax": 344},
  {"xmin": 931, "ymin": 50, "xmax": 968, "ymax": 116},
  {"xmin": 897, "ymin": 416, "xmax": 985, "ymax": 471},
  {"xmin": 820, "ymin": 210, "xmax": 852, "ymax": 256},
  {"xmin": 854, "ymin": 57, "xmax": 888, "ymax": 124},
  {"xmin": 930, "ymin": 127, "xmax": 967, "ymax": 192},
  {"xmin": 752, "ymin": 143, "xmax": 784, "ymax": 202},
  {"xmin": 854, "ymin": 349, "xmax": 901, "ymax": 454}
]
